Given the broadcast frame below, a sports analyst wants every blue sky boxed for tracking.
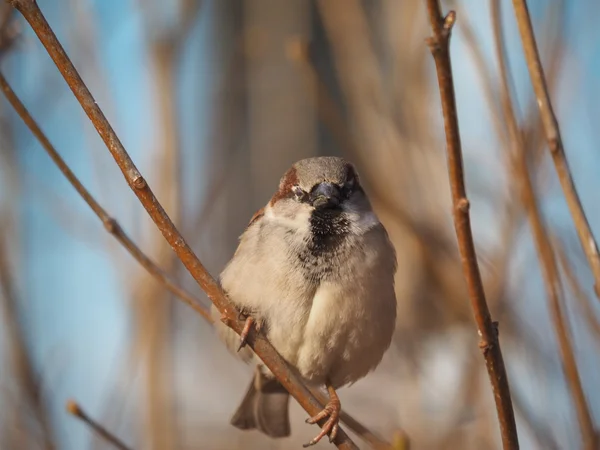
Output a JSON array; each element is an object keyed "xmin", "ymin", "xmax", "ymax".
[{"xmin": 1, "ymin": 1, "xmax": 600, "ymax": 449}]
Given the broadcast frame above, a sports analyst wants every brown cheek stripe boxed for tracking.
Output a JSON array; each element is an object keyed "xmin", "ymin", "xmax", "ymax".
[
  {"xmin": 269, "ymin": 166, "xmax": 299, "ymax": 206},
  {"xmin": 247, "ymin": 207, "xmax": 265, "ymax": 229}
]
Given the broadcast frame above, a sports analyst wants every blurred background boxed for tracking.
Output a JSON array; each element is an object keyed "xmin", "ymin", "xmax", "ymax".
[{"xmin": 1, "ymin": 0, "xmax": 600, "ymax": 449}]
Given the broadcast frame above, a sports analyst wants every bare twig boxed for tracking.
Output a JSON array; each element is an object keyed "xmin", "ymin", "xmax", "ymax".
[
  {"xmin": 0, "ymin": 71, "xmax": 212, "ymax": 324},
  {"xmin": 66, "ymin": 400, "xmax": 132, "ymax": 450},
  {"xmin": 0, "ymin": 51, "xmax": 382, "ymax": 450},
  {"xmin": 511, "ymin": 0, "xmax": 600, "ymax": 300},
  {"xmin": 6, "ymin": 1, "xmax": 358, "ymax": 448},
  {"xmin": 554, "ymin": 237, "xmax": 600, "ymax": 344},
  {"xmin": 423, "ymin": 3, "xmax": 519, "ymax": 449},
  {"xmin": 491, "ymin": 2, "xmax": 596, "ymax": 449}
]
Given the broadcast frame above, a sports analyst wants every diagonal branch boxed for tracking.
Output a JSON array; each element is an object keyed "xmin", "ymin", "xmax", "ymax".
[
  {"xmin": 66, "ymin": 400, "xmax": 132, "ymax": 450},
  {"xmin": 0, "ymin": 72, "xmax": 212, "ymax": 324},
  {"xmin": 491, "ymin": 2, "xmax": 596, "ymax": 449},
  {"xmin": 423, "ymin": 2, "xmax": 519, "ymax": 449},
  {"xmin": 0, "ymin": 61, "xmax": 387, "ymax": 450},
  {"xmin": 511, "ymin": 0, "xmax": 600, "ymax": 300},
  {"xmin": 5, "ymin": 1, "xmax": 358, "ymax": 448}
]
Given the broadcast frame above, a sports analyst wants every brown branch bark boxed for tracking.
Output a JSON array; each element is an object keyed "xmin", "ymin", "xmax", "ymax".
[
  {"xmin": 0, "ymin": 71, "xmax": 212, "ymax": 324},
  {"xmin": 491, "ymin": 2, "xmax": 597, "ymax": 449},
  {"xmin": 6, "ymin": 1, "xmax": 358, "ymax": 448},
  {"xmin": 511, "ymin": 0, "xmax": 600, "ymax": 300},
  {"xmin": 423, "ymin": 2, "xmax": 519, "ymax": 449},
  {"xmin": 0, "ymin": 57, "xmax": 385, "ymax": 450},
  {"xmin": 66, "ymin": 400, "xmax": 132, "ymax": 450}
]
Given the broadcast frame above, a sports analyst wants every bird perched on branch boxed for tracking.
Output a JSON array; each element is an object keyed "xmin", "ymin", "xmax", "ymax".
[{"xmin": 213, "ymin": 156, "xmax": 397, "ymax": 446}]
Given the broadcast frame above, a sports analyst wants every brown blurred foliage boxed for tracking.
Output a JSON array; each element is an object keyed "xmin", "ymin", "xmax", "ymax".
[{"xmin": 1, "ymin": 0, "xmax": 599, "ymax": 449}]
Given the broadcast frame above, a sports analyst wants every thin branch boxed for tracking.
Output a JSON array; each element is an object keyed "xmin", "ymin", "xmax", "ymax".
[
  {"xmin": 66, "ymin": 400, "xmax": 132, "ymax": 450},
  {"xmin": 491, "ymin": 2, "xmax": 596, "ymax": 449},
  {"xmin": 0, "ymin": 52, "xmax": 382, "ymax": 450},
  {"xmin": 6, "ymin": 1, "xmax": 358, "ymax": 448},
  {"xmin": 456, "ymin": 0, "xmax": 566, "ymax": 293},
  {"xmin": 554, "ymin": 237, "xmax": 600, "ymax": 345},
  {"xmin": 453, "ymin": 7, "xmax": 526, "ymax": 314},
  {"xmin": 511, "ymin": 0, "xmax": 600, "ymax": 300},
  {"xmin": 423, "ymin": 3, "xmax": 519, "ymax": 450},
  {"xmin": 0, "ymin": 71, "xmax": 212, "ymax": 324}
]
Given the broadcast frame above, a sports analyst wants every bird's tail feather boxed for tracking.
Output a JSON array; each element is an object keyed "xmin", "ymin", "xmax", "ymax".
[{"xmin": 230, "ymin": 367, "xmax": 291, "ymax": 438}]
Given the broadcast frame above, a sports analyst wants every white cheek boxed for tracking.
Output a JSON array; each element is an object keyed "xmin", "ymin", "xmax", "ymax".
[
  {"xmin": 342, "ymin": 202, "xmax": 380, "ymax": 234},
  {"xmin": 355, "ymin": 211, "xmax": 380, "ymax": 230},
  {"xmin": 265, "ymin": 203, "xmax": 311, "ymax": 232}
]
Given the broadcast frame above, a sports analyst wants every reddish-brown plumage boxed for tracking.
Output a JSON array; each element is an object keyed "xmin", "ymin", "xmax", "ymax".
[
  {"xmin": 247, "ymin": 207, "xmax": 265, "ymax": 229},
  {"xmin": 269, "ymin": 166, "xmax": 299, "ymax": 206}
]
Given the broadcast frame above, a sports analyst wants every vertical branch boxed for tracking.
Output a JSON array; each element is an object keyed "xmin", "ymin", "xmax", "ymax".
[
  {"xmin": 423, "ymin": 2, "xmax": 519, "ymax": 450},
  {"xmin": 511, "ymin": 0, "xmax": 600, "ymax": 300},
  {"xmin": 491, "ymin": 2, "xmax": 597, "ymax": 449},
  {"xmin": 5, "ymin": 1, "xmax": 359, "ymax": 448}
]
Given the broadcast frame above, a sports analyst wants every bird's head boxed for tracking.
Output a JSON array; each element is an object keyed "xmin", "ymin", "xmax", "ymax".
[{"xmin": 266, "ymin": 156, "xmax": 377, "ymax": 236}]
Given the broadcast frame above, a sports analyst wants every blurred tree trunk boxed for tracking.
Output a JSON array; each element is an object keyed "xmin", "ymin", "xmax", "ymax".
[
  {"xmin": 0, "ymin": 102, "xmax": 55, "ymax": 450},
  {"xmin": 130, "ymin": 31, "xmax": 182, "ymax": 450},
  {"xmin": 245, "ymin": 0, "xmax": 317, "ymax": 204}
]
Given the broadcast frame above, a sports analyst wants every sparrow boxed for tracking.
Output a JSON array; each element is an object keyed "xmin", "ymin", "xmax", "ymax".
[{"xmin": 212, "ymin": 156, "xmax": 397, "ymax": 446}]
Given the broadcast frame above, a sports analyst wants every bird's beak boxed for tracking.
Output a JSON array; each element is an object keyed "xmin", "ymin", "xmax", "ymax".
[{"xmin": 310, "ymin": 182, "xmax": 341, "ymax": 209}]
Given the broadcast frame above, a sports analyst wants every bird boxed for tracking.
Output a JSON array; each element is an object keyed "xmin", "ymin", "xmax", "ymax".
[{"xmin": 212, "ymin": 156, "xmax": 397, "ymax": 446}]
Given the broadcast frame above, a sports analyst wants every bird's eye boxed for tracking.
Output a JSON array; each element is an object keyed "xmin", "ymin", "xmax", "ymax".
[{"xmin": 292, "ymin": 185, "xmax": 308, "ymax": 202}]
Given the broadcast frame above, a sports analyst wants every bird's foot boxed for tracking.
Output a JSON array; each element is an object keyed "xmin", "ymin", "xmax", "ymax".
[
  {"xmin": 237, "ymin": 314, "xmax": 262, "ymax": 352},
  {"xmin": 303, "ymin": 385, "xmax": 341, "ymax": 447}
]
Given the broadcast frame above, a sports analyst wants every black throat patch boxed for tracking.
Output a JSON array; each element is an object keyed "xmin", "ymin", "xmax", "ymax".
[
  {"xmin": 292, "ymin": 208, "xmax": 353, "ymax": 283},
  {"xmin": 307, "ymin": 208, "xmax": 350, "ymax": 257}
]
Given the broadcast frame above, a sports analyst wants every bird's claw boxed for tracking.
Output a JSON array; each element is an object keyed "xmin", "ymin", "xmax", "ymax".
[
  {"xmin": 303, "ymin": 397, "xmax": 341, "ymax": 447},
  {"xmin": 237, "ymin": 315, "xmax": 261, "ymax": 352}
]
